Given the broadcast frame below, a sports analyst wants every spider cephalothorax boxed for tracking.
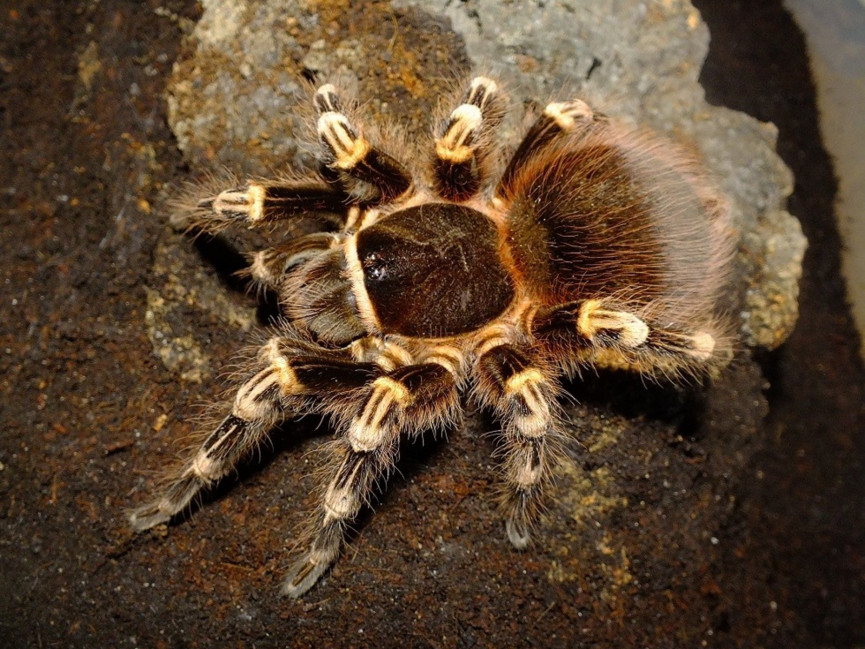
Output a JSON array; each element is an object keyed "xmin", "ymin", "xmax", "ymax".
[{"xmin": 129, "ymin": 76, "xmax": 734, "ymax": 597}]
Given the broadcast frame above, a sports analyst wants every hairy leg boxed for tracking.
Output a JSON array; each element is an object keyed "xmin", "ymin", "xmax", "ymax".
[
  {"xmin": 496, "ymin": 97, "xmax": 597, "ymax": 197},
  {"xmin": 531, "ymin": 298, "xmax": 723, "ymax": 378},
  {"xmin": 189, "ymin": 177, "xmax": 349, "ymax": 233},
  {"xmin": 282, "ymin": 349, "xmax": 463, "ymax": 597},
  {"xmin": 431, "ymin": 76, "xmax": 507, "ymax": 201},
  {"xmin": 128, "ymin": 336, "xmax": 379, "ymax": 531},
  {"xmin": 473, "ymin": 336, "xmax": 562, "ymax": 548},
  {"xmin": 314, "ymin": 84, "xmax": 413, "ymax": 205}
]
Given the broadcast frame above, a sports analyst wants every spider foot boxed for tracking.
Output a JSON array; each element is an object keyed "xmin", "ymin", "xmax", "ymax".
[
  {"xmin": 281, "ymin": 551, "xmax": 336, "ymax": 599},
  {"xmin": 128, "ymin": 501, "xmax": 172, "ymax": 532},
  {"xmin": 282, "ymin": 518, "xmax": 344, "ymax": 598},
  {"xmin": 127, "ymin": 472, "xmax": 202, "ymax": 531},
  {"xmin": 506, "ymin": 516, "xmax": 532, "ymax": 550}
]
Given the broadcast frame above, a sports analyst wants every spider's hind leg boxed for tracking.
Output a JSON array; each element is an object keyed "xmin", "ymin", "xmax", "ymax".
[
  {"xmin": 282, "ymin": 350, "xmax": 462, "ymax": 598},
  {"xmin": 496, "ymin": 97, "xmax": 598, "ymax": 197},
  {"xmin": 128, "ymin": 344, "xmax": 288, "ymax": 531},
  {"xmin": 531, "ymin": 298, "xmax": 724, "ymax": 378},
  {"xmin": 128, "ymin": 336, "xmax": 379, "ymax": 531},
  {"xmin": 189, "ymin": 177, "xmax": 350, "ymax": 233}
]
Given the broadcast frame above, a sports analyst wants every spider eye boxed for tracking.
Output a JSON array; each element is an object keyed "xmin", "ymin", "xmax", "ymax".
[{"xmin": 363, "ymin": 252, "xmax": 388, "ymax": 281}]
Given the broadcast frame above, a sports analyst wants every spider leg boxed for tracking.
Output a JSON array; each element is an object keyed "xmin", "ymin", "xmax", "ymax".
[
  {"xmin": 314, "ymin": 84, "xmax": 413, "ymax": 204},
  {"xmin": 530, "ymin": 298, "xmax": 721, "ymax": 376},
  {"xmin": 282, "ymin": 348, "xmax": 463, "ymax": 598},
  {"xmin": 473, "ymin": 340, "xmax": 561, "ymax": 549},
  {"xmin": 193, "ymin": 177, "xmax": 350, "ymax": 232},
  {"xmin": 496, "ymin": 98, "xmax": 597, "ymax": 197},
  {"xmin": 432, "ymin": 76, "xmax": 507, "ymax": 201},
  {"xmin": 245, "ymin": 231, "xmax": 341, "ymax": 291},
  {"xmin": 128, "ymin": 336, "xmax": 380, "ymax": 531}
]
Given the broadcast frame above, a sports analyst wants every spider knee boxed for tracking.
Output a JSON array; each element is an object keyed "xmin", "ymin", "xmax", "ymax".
[
  {"xmin": 435, "ymin": 104, "xmax": 482, "ymax": 164},
  {"xmin": 543, "ymin": 99, "xmax": 594, "ymax": 131},
  {"xmin": 465, "ymin": 76, "xmax": 502, "ymax": 112},
  {"xmin": 346, "ymin": 376, "xmax": 410, "ymax": 452},
  {"xmin": 505, "ymin": 368, "xmax": 552, "ymax": 437},
  {"xmin": 577, "ymin": 299, "xmax": 649, "ymax": 348},
  {"xmin": 317, "ymin": 112, "xmax": 370, "ymax": 170},
  {"xmin": 232, "ymin": 369, "xmax": 281, "ymax": 421},
  {"xmin": 433, "ymin": 76, "xmax": 505, "ymax": 201},
  {"xmin": 478, "ymin": 344, "xmax": 554, "ymax": 437},
  {"xmin": 249, "ymin": 250, "xmax": 278, "ymax": 286},
  {"xmin": 437, "ymin": 77, "xmax": 502, "ymax": 160},
  {"xmin": 204, "ymin": 183, "xmax": 266, "ymax": 223},
  {"xmin": 232, "ymin": 341, "xmax": 303, "ymax": 421},
  {"xmin": 314, "ymin": 83, "xmax": 342, "ymax": 113}
]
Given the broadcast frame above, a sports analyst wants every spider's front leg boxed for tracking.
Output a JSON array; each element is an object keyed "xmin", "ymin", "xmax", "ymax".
[
  {"xmin": 192, "ymin": 176, "xmax": 351, "ymax": 233},
  {"xmin": 245, "ymin": 231, "xmax": 342, "ymax": 291},
  {"xmin": 128, "ymin": 336, "xmax": 379, "ymax": 531},
  {"xmin": 314, "ymin": 84, "xmax": 413, "ymax": 204},
  {"xmin": 282, "ymin": 345, "xmax": 463, "ymax": 598},
  {"xmin": 496, "ymin": 97, "xmax": 598, "ymax": 197},
  {"xmin": 473, "ymin": 335, "xmax": 563, "ymax": 549},
  {"xmin": 186, "ymin": 80, "xmax": 417, "ymax": 234},
  {"xmin": 432, "ymin": 76, "xmax": 507, "ymax": 201}
]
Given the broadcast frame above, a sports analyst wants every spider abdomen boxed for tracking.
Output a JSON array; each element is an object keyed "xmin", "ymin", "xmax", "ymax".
[
  {"xmin": 356, "ymin": 203, "xmax": 514, "ymax": 337},
  {"xmin": 505, "ymin": 127, "xmax": 729, "ymax": 320}
]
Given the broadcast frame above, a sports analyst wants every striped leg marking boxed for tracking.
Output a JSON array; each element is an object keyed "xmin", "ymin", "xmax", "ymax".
[
  {"xmin": 128, "ymin": 340, "xmax": 294, "ymax": 530},
  {"xmin": 433, "ymin": 76, "xmax": 507, "ymax": 201},
  {"xmin": 576, "ymin": 299, "xmax": 649, "ymax": 348},
  {"xmin": 282, "ymin": 361, "xmax": 460, "ymax": 598},
  {"xmin": 314, "ymin": 84, "xmax": 412, "ymax": 204},
  {"xmin": 531, "ymin": 299, "xmax": 718, "ymax": 360},
  {"xmin": 475, "ymin": 344, "xmax": 559, "ymax": 549},
  {"xmin": 197, "ymin": 179, "xmax": 348, "ymax": 229},
  {"xmin": 281, "ymin": 437, "xmax": 399, "ymax": 598}
]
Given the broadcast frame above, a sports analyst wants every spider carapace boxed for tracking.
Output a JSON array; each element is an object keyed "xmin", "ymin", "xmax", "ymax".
[{"xmin": 129, "ymin": 76, "xmax": 733, "ymax": 597}]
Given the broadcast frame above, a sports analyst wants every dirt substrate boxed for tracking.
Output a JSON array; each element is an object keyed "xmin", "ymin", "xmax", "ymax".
[{"xmin": 1, "ymin": 1, "xmax": 863, "ymax": 647}]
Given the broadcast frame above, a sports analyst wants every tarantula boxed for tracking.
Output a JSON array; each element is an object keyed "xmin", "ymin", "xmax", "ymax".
[{"xmin": 129, "ymin": 76, "xmax": 733, "ymax": 597}]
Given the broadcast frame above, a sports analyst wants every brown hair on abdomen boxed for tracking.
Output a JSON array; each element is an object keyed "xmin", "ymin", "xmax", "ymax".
[{"xmin": 504, "ymin": 126, "xmax": 730, "ymax": 320}]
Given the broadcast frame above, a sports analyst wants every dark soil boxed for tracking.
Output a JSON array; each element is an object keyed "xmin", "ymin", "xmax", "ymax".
[
  {"xmin": 693, "ymin": 0, "xmax": 865, "ymax": 645},
  {"xmin": 0, "ymin": 1, "xmax": 862, "ymax": 648}
]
